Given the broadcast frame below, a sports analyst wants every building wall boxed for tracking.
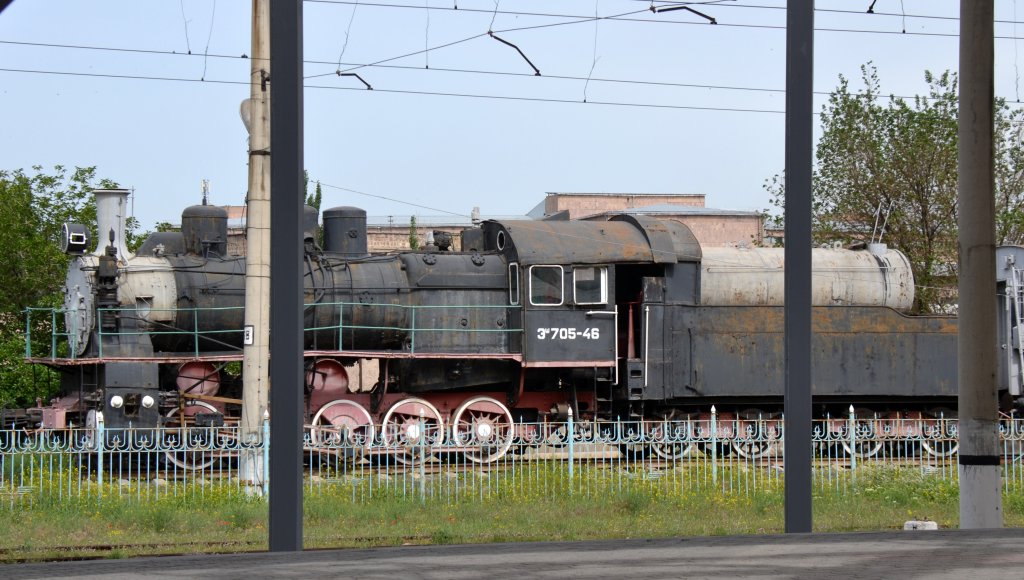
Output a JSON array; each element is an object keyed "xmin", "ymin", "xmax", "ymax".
[
  {"xmin": 367, "ymin": 226, "xmax": 466, "ymax": 253},
  {"xmin": 544, "ymin": 193, "xmax": 705, "ymax": 219},
  {"xmin": 676, "ymin": 215, "xmax": 764, "ymax": 247}
]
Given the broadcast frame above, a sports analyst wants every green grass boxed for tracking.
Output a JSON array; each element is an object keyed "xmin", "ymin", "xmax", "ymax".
[{"xmin": 0, "ymin": 465, "xmax": 1021, "ymax": 562}]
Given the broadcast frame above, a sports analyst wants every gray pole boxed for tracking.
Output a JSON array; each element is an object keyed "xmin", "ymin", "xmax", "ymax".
[
  {"xmin": 239, "ymin": 0, "xmax": 271, "ymax": 494},
  {"xmin": 784, "ymin": 0, "xmax": 814, "ymax": 534},
  {"xmin": 269, "ymin": 0, "xmax": 304, "ymax": 551},
  {"xmin": 958, "ymin": 0, "xmax": 1002, "ymax": 529}
]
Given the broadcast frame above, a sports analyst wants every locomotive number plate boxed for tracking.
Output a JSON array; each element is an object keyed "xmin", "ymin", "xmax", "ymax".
[{"xmin": 536, "ymin": 327, "xmax": 600, "ymax": 340}]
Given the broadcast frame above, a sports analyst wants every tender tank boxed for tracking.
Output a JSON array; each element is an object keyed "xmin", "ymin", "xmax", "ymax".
[
  {"xmin": 699, "ymin": 245, "xmax": 915, "ymax": 311},
  {"xmin": 323, "ymin": 206, "xmax": 368, "ymax": 258},
  {"xmin": 181, "ymin": 204, "xmax": 228, "ymax": 257}
]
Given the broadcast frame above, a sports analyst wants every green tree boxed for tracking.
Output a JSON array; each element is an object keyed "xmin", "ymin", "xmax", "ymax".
[
  {"xmin": 302, "ymin": 171, "xmax": 322, "ymax": 211},
  {"xmin": 409, "ymin": 216, "xmax": 420, "ymax": 250},
  {"xmin": 0, "ymin": 166, "xmax": 116, "ymax": 406},
  {"xmin": 766, "ymin": 64, "xmax": 1024, "ymax": 313}
]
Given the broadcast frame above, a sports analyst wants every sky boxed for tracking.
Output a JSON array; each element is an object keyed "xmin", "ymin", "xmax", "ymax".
[{"xmin": 1, "ymin": 1, "xmax": 1022, "ymax": 230}]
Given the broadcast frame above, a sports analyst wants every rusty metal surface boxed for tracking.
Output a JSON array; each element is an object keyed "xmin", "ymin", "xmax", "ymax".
[
  {"xmin": 700, "ymin": 246, "xmax": 915, "ymax": 311},
  {"xmin": 484, "ymin": 217, "xmax": 700, "ymax": 266},
  {"xmin": 670, "ymin": 305, "xmax": 958, "ymax": 400}
]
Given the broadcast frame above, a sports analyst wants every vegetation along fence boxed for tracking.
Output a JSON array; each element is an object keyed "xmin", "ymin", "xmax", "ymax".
[{"xmin": 2, "ymin": 413, "xmax": 1023, "ymax": 508}]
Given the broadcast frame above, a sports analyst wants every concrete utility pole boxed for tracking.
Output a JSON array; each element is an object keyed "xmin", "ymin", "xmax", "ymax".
[
  {"xmin": 239, "ymin": 0, "xmax": 271, "ymax": 491},
  {"xmin": 783, "ymin": 0, "xmax": 814, "ymax": 534},
  {"xmin": 958, "ymin": 0, "xmax": 1002, "ymax": 529}
]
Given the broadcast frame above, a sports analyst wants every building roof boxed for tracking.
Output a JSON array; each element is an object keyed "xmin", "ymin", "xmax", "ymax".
[
  {"xmin": 609, "ymin": 203, "xmax": 763, "ymax": 217},
  {"xmin": 545, "ymin": 192, "xmax": 705, "ymax": 198},
  {"xmin": 366, "ymin": 214, "xmax": 529, "ymax": 227}
]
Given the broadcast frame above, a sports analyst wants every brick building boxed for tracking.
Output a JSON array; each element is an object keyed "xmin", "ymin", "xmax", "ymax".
[
  {"xmin": 531, "ymin": 192, "xmax": 705, "ymax": 220},
  {"xmin": 532, "ymin": 193, "xmax": 765, "ymax": 247}
]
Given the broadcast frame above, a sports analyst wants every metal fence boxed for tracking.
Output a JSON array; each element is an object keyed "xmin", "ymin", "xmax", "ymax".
[{"xmin": 3, "ymin": 414, "xmax": 1023, "ymax": 507}]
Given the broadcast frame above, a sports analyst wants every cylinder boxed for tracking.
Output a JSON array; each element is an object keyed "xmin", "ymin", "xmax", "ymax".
[
  {"xmin": 323, "ymin": 206, "xmax": 368, "ymax": 257},
  {"xmin": 699, "ymin": 246, "xmax": 915, "ymax": 311},
  {"xmin": 92, "ymin": 189, "xmax": 131, "ymax": 258},
  {"xmin": 181, "ymin": 204, "xmax": 229, "ymax": 257},
  {"xmin": 303, "ymin": 205, "xmax": 319, "ymax": 243}
]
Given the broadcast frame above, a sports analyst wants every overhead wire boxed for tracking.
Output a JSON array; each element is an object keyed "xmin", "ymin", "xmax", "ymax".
[
  {"xmin": 304, "ymin": 0, "xmax": 1024, "ymax": 38},
  {"xmin": 7, "ymin": 38, "xmax": 1024, "ymax": 108},
  {"xmin": 178, "ymin": 0, "xmax": 192, "ymax": 54},
  {"xmin": 201, "ymin": 0, "xmax": 218, "ymax": 80}
]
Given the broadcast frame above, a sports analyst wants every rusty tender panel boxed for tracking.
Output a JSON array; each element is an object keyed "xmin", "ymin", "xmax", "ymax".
[{"xmin": 653, "ymin": 306, "xmax": 958, "ymax": 405}]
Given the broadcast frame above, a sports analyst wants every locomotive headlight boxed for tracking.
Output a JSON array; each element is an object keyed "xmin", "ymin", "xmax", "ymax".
[
  {"xmin": 109, "ymin": 395, "xmax": 124, "ymax": 409},
  {"xmin": 142, "ymin": 395, "xmax": 156, "ymax": 409}
]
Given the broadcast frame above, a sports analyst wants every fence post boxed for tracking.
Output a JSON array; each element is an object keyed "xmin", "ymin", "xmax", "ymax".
[
  {"xmin": 711, "ymin": 405, "xmax": 718, "ymax": 486},
  {"xmin": 849, "ymin": 405, "xmax": 857, "ymax": 472},
  {"xmin": 415, "ymin": 409, "xmax": 424, "ymax": 503},
  {"xmin": 96, "ymin": 412, "xmax": 105, "ymax": 498},
  {"xmin": 567, "ymin": 406, "xmax": 575, "ymax": 491}
]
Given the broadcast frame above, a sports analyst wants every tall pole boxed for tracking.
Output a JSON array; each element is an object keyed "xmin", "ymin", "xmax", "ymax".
[
  {"xmin": 269, "ymin": 0, "xmax": 305, "ymax": 551},
  {"xmin": 239, "ymin": 0, "xmax": 271, "ymax": 492},
  {"xmin": 783, "ymin": 0, "xmax": 814, "ymax": 534},
  {"xmin": 958, "ymin": 0, "xmax": 1002, "ymax": 529}
]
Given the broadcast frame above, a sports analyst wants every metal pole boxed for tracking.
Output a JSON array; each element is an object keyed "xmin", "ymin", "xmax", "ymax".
[
  {"xmin": 958, "ymin": 0, "xmax": 1002, "ymax": 529},
  {"xmin": 239, "ymin": 0, "xmax": 272, "ymax": 492},
  {"xmin": 784, "ymin": 0, "xmax": 814, "ymax": 534},
  {"xmin": 269, "ymin": 0, "xmax": 304, "ymax": 551}
]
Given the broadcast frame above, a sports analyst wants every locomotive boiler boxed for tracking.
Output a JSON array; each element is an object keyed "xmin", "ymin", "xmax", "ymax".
[{"xmin": 23, "ymin": 189, "xmax": 1024, "ymax": 462}]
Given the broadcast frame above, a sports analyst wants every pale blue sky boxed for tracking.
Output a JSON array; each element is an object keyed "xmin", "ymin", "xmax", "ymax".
[{"xmin": 1, "ymin": 1, "xmax": 1020, "ymax": 230}]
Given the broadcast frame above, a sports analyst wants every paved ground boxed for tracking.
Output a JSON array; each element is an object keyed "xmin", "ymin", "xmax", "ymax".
[{"xmin": 3, "ymin": 528, "xmax": 1023, "ymax": 579}]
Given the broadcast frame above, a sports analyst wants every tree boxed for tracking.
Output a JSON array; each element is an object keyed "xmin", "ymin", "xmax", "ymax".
[
  {"xmin": 302, "ymin": 171, "xmax": 322, "ymax": 211},
  {"xmin": 766, "ymin": 64, "xmax": 1024, "ymax": 313},
  {"xmin": 409, "ymin": 216, "xmax": 420, "ymax": 250},
  {"xmin": 0, "ymin": 166, "xmax": 117, "ymax": 406}
]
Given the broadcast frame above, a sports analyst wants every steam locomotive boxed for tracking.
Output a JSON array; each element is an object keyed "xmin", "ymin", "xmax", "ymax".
[{"xmin": 21, "ymin": 189, "xmax": 1024, "ymax": 461}]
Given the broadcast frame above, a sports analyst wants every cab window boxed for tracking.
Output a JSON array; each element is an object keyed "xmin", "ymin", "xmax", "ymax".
[
  {"xmin": 574, "ymin": 266, "xmax": 607, "ymax": 305},
  {"xmin": 509, "ymin": 263, "xmax": 520, "ymax": 305},
  {"xmin": 529, "ymin": 266, "xmax": 563, "ymax": 306}
]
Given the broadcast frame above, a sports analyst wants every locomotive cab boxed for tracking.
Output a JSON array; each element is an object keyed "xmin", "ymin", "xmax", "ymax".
[{"xmin": 481, "ymin": 215, "xmax": 701, "ymax": 418}]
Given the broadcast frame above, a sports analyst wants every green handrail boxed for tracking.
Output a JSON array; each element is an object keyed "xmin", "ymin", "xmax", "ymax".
[{"xmin": 28, "ymin": 302, "xmax": 522, "ymax": 359}]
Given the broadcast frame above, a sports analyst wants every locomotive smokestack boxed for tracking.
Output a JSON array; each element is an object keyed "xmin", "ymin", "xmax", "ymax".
[{"xmin": 92, "ymin": 189, "xmax": 131, "ymax": 259}]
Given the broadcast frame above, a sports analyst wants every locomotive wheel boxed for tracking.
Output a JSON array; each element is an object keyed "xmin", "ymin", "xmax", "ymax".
[
  {"xmin": 839, "ymin": 411, "xmax": 885, "ymax": 459},
  {"xmin": 731, "ymin": 440, "xmax": 775, "ymax": 459},
  {"xmin": 840, "ymin": 440, "xmax": 885, "ymax": 459},
  {"xmin": 920, "ymin": 408, "xmax": 958, "ymax": 458},
  {"xmin": 451, "ymin": 396, "xmax": 515, "ymax": 463},
  {"xmin": 920, "ymin": 440, "xmax": 959, "ymax": 457},
  {"xmin": 381, "ymin": 398, "xmax": 445, "ymax": 464},
  {"xmin": 162, "ymin": 400, "xmax": 220, "ymax": 471},
  {"xmin": 310, "ymin": 400, "xmax": 375, "ymax": 460},
  {"xmin": 731, "ymin": 410, "xmax": 776, "ymax": 459},
  {"xmin": 649, "ymin": 413, "xmax": 697, "ymax": 460}
]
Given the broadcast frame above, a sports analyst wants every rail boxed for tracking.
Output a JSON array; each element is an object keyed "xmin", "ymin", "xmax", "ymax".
[
  {"xmin": 2, "ymin": 416, "xmax": 1023, "ymax": 507},
  {"xmin": 23, "ymin": 302, "xmax": 523, "ymax": 361}
]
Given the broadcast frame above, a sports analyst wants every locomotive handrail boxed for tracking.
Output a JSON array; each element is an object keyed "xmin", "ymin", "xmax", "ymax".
[
  {"xmin": 26, "ymin": 303, "xmax": 524, "ymax": 360},
  {"xmin": 305, "ymin": 301, "xmax": 522, "ymax": 355}
]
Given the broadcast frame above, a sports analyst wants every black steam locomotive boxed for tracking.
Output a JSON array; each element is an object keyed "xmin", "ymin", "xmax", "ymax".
[{"xmin": 21, "ymin": 189, "xmax": 1024, "ymax": 461}]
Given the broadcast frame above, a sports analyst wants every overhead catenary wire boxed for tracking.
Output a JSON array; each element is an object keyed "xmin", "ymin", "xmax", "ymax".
[
  {"xmin": 201, "ymin": 0, "xmax": 218, "ymax": 80},
  {"xmin": 178, "ymin": 0, "xmax": 192, "ymax": 54},
  {"xmin": 7, "ymin": 39, "xmax": 1013, "ymax": 106},
  {"xmin": 305, "ymin": 0, "xmax": 1024, "ymax": 37}
]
